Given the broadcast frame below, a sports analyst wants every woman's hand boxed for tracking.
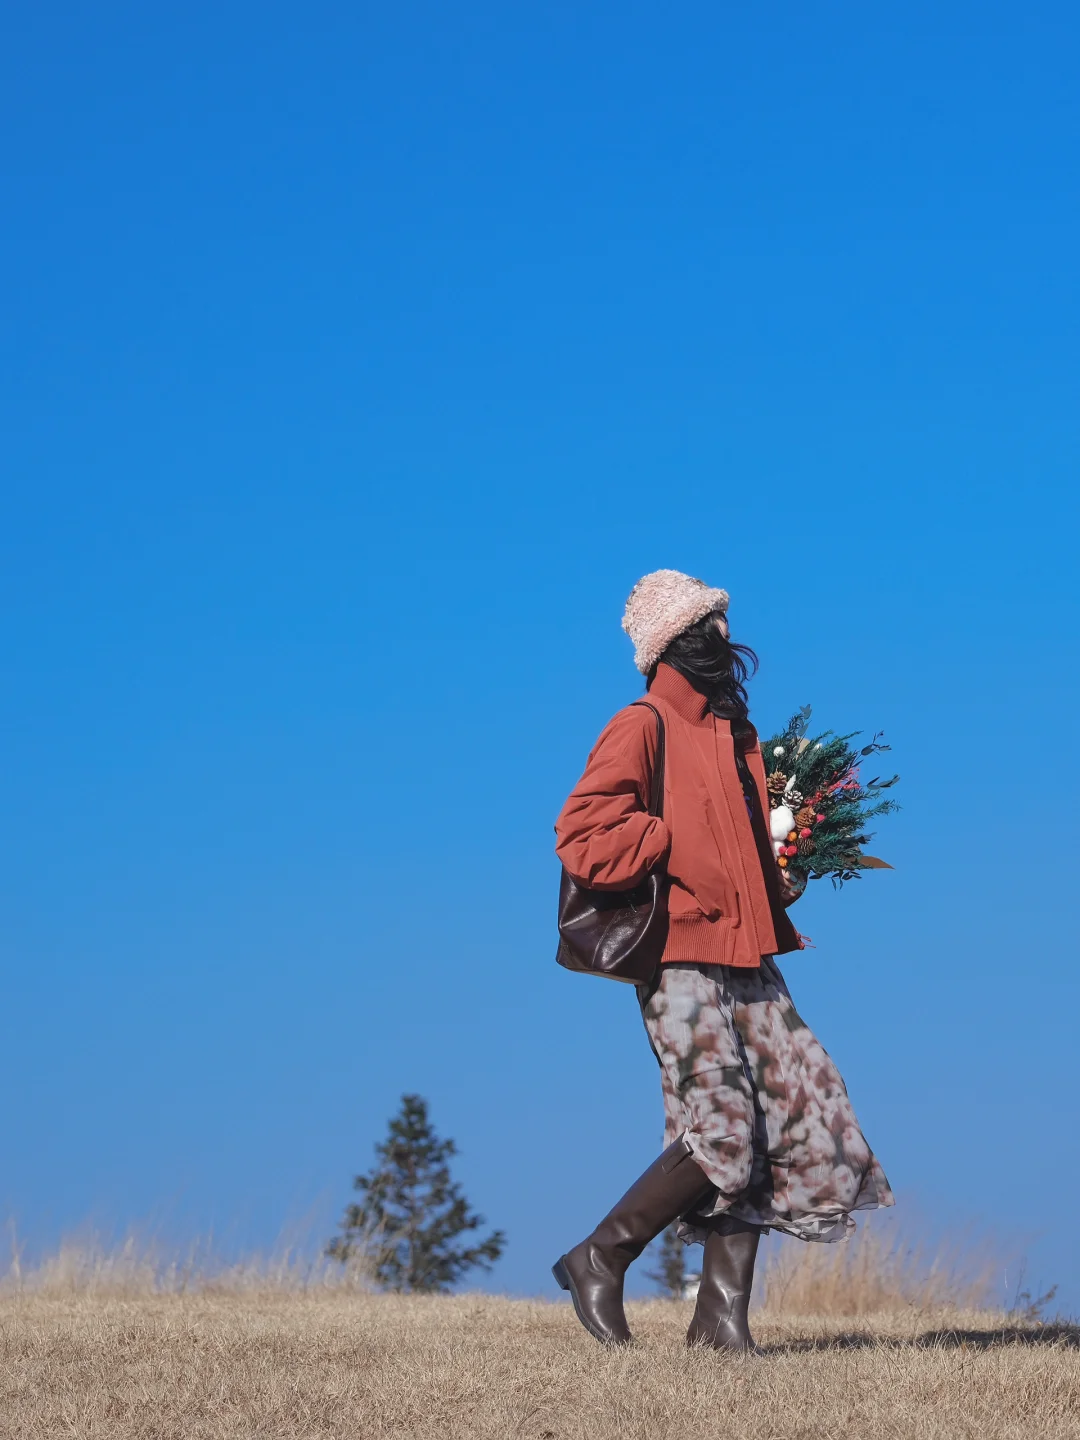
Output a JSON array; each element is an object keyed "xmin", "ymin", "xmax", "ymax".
[{"xmin": 776, "ymin": 865, "xmax": 806, "ymax": 907}]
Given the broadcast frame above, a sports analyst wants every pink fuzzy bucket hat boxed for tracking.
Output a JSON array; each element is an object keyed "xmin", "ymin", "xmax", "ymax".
[{"xmin": 622, "ymin": 569, "xmax": 730, "ymax": 674}]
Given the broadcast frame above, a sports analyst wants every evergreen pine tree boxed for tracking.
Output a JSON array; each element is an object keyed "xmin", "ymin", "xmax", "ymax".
[
  {"xmin": 646, "ymin": 1223, "xmax": 689, "ymax": 1298},
  {"xmin": 327, "ymin": 1093, "xmax": 506, "ymax": 1293}
]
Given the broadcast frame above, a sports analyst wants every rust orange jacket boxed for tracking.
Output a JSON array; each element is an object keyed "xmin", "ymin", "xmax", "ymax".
[{"xmin": 554, "ymin": 663, "xmax": 801, "ymax": 968}]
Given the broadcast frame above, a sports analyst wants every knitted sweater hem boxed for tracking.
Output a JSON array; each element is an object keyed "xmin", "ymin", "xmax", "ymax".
[{"xmin": 661, "ymin": 915, "xmax": 761, "ymax": 968}]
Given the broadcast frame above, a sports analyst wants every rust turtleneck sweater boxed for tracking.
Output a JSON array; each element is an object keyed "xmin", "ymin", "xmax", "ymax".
[{"xmin": 555, "ymin": 664, "xmax": 800, "ymax": 968}]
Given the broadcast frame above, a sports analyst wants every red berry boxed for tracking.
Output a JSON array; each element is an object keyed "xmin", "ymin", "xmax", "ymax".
[
  {"xmin": 816, "ymin": 813, "xmax": 825, "ymax": 823},
  {"xmin": 799, "ymin": 827, "xmax": 812, "ymax": 839}
]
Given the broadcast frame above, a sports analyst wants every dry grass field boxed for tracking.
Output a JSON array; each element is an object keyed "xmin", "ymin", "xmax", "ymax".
[{"xmin": 1, "ymin": 1235, "xmax": 1076, "ymax": 1439}]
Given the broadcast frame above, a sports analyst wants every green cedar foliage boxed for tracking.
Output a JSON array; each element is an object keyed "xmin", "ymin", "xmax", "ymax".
[
  {"xmin": 327, "ymin": 1093, "xmax": 506, "ymax": 1293},
  {"xmin": 762, "ymin": 705, "xmax": 900, "ymax": 886}
]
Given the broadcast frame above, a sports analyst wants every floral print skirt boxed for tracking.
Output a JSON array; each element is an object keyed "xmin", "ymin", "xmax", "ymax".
[{"xmin": 640, "ymin": 958, "xmax": 894, "ymax": 1244}]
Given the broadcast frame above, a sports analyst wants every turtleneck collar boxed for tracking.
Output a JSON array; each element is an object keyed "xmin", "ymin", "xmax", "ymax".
[{"xmin": 647, "ymin": 663, "xmax": 711, "ymax": 723}]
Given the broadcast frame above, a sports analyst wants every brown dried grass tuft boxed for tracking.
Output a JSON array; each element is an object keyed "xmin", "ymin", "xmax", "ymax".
[
  {"xmin": 2, "ymin": 1225, "xmax": 379, "ymax": 1299},
  {"xmin": 758, "ymin": 1221, "xmax": 997, "ymax": 1318}
]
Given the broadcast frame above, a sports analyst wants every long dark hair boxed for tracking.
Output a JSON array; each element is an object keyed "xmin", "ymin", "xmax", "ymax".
[{"xmin": 647, "ymin": 610, "xmax": 759, "ymax": 729}]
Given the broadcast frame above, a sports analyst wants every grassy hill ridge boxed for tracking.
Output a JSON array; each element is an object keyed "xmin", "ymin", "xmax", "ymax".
[{"xmin": 2, "ymin": 1289, "xmax": 1077, "ymax": 1439}]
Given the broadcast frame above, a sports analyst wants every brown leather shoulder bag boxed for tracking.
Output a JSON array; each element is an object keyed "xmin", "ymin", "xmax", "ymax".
[{"xmin": 555, "ymin": 702, "xmax": 668, "ymax": 986}]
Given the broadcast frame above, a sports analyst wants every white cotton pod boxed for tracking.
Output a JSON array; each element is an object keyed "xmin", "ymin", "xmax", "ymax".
[{"xmin": 770, "ymin": 805, "xmax": 795, "ymax": 854}]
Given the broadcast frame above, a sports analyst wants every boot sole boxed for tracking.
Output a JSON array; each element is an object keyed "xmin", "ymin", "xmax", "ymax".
[
  {"xmin": 686, "ymin": 1333, "xmax": 763, "ymax": 1356},
  {"xmin": 686, "ymin": 1321, "xmax": 763, "ymax": 1355},
  {"xmin": 552, "ymin": 1256, "xmax": 631, "ymax": 1347}
]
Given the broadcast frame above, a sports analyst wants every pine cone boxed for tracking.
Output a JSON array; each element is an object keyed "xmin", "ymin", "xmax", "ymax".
[
  {"xmin": 797, "ymin": 837, "xmax": 816, "ymax": 857},
  {"xmin": 767, "ymin": 771, "xmax": 788, "ymax": 797},
  {"xmin": 795, "ymin": 805, "xmax": 816, "ymax": 829}
]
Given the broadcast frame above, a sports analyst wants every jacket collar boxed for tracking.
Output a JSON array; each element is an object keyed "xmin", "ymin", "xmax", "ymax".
[{"xmin": 647, "ymin": 663, "xmax": 711, "ymax": 724}]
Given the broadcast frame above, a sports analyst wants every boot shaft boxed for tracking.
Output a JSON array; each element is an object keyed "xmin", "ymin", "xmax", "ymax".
[
  {"xmin": 687, "ymin": 1225, "xmax": 760, "ymax": 1352},
  {"xmin": 589, "ymin": 1138, "xmax": 713, "ymax": 1263}
]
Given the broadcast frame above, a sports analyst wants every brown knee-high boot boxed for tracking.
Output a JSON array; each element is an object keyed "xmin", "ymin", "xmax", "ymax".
[
  {"xmin": 686, "ymin": 1220, "xmax": 762, "ymax": 1353},
  {"xmin": 553, "ymin": 1138, "xmax": 712, "ymax": 1345}
]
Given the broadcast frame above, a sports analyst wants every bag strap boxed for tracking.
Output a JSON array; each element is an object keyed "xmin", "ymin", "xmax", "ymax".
[{"xmin": 630, "ymin": 701, "xmax": 666, "ymax": 819}]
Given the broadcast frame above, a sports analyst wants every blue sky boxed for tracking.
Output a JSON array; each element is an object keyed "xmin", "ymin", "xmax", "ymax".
[{"xmin": 2, "ymin": 1, "xmax": 1078, "ymax": 1306}]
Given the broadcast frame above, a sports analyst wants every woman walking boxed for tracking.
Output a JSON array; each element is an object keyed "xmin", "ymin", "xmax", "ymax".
[{"xmin": 552, "ymin": 570, "xmax": 893, "ymax": 1352}]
